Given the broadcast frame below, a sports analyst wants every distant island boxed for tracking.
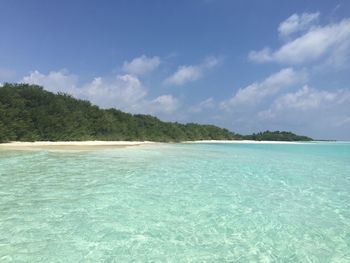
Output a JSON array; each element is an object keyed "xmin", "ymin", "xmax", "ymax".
[{"xmin": 0, "ymin": 83, "xmax": 312, "ymax": 143}]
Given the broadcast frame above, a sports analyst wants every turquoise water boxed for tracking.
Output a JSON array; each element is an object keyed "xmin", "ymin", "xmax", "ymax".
[{"xmin": 0, "ymin": 142, "xmax": 350, "ymax": 262}]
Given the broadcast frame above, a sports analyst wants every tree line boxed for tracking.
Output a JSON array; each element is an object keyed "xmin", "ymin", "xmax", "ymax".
[{"xmin": 0, "ymin": 83, "xmax": 312, "ymax": 143}]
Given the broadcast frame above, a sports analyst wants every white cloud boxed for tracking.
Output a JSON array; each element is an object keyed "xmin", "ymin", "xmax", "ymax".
[
  {"xmin": 255, "ymin": 85, "xmax": 350, "ymax": 139},
  {"xmin": 21, "ymin": 70, "xmax": 79, "ymax": 95},
  {"xmin": 21, "ymin": 70, "xmax": 179, "ymax": 115},
  {"xmin": 164, "ymin": 57, "xmax": 220, "ymax": 86},
  {"xmin": 248, "ymin": 47, "xmax": 273, "ymax": 63},
  {"xmin": 122, "ymin": 55, "xmax": 160, "ymax": 75},
  {"xmin": 271, "ymin": 85, "xmax": 337, "ymax": 111},
  {"xmin": 165, "ymin": 65, "xmax": 201, "ymax": 86},
  {"xmin": 259, "ymin": 85, "xmax": 350, "ymax": 122},
  {"xmin": 244, "ymin": 13, "xmax": 350, "ymax": 139},
  {"xmin": 84, "ymin": 74, "xmax": 147, "ymax": 111},
  {"xmin": 145, "ymin": 95, "xmax": 179, "ymax": 114},
  {"xmin": 278, "ymin": 12, "xmax": 319, "ymax": 37},
  {"xmin": 189, "ymin": 97, "xmax": 215, "ymax": 113},
  {"xmin": 249, "ymin": 18, "xmax": 350, "ymax": 66},
  {"xmin": 220, "ymin": 68, "xmax": 306, "ymax": 110},
  {"xmin": 85, "ymin": 75, "xmax": 180, "ymax": 114}
]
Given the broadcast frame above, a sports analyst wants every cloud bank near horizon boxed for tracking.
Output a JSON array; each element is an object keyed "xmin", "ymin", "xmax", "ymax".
[{"xmin": 21, "ymin": 69, "xmax": 179, "ymax": 116}]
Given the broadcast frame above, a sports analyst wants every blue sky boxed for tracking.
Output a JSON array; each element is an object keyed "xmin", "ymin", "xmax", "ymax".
[{"xmin": 1, "ymin": 0, "xmax": 350, "ymax": 139}]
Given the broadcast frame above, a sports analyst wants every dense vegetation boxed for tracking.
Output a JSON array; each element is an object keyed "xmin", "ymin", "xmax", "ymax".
[
  {"xmin": 244, "ymin": 131, "xmax": 312, "ymax": 141},
  {"xmin": 0, "ymin": 83, "xmax": 312, "ymax": 143},
  {"xmin": 0, "ymin": 83, "xmax": 242, "ymax": 142}
]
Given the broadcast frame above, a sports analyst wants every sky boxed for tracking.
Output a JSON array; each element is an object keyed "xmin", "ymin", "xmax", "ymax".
[{"xmin": 1, "ymin": 0, "xmax": 350, "ymax": 140}]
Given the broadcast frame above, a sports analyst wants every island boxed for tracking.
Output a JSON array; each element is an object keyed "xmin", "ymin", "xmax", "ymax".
[{"xmin": 0, "ymin": 83, "xmax": 312, "ymax": 143}]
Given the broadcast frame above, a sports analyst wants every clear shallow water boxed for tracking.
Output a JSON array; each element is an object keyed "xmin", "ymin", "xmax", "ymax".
[{"xmin": 0, "ymin": 142, "xmax": 350, "ymax": 262}]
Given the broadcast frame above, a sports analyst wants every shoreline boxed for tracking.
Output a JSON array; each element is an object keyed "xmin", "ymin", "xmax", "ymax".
[
  {"xmin": 0, "ymin": 140, "xmax": 340, "ymax": 151},
  {"xmin": 0, "ymin": 141, "xmax": 155, "ymax": 151},
  {"xmin": 0, "ymin": 140, "xmax": 310, "ymax": 149},
  {"xmin": 0, "ymin": 141, "xmax": 154, "ymax": 146},
  {"xmin": 184, "ymin": 140, "xmax": 309, "ymax": 144}
]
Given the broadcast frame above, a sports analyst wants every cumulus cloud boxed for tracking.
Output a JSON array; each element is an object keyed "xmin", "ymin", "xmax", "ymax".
[
  {"xmin": 85, "ymin": 76, "xmax": 179, "ymax": 114},
  {"xmin": 258, "ymin": 85, "xmax": 350, "ymax": 136},
  {"xmin": 249, "ymin": 17, "xmax": 350, "ymax": 66},
  {"xmin": 259, "ymin": 85, "xmax": 339, "ymax": 118},
  {"xmin": 83, "ymin": 74, "xmax": 147, "ymax": 111},
  {"xmin": 244, "ymin": 12, "xmax": 350, "ymax": 139},
  {"xmin": 278, "ymin": 12, "xmax": 319, "ymax": 37},
  {"xmin": 21, "ymin": 70, "xmax": 179, "ymax": 115},
  {"xmin": 164, "ymin": 57, "xmax": 220, "ymax": 86},
  {"xmin": 21, "ymin": 70, "xmax": 79, "ymax": 95},
  {"xmin": 220, "ymin": 68, "xmax": 306, "ymax": 110},
  {"xmin": 20, "ymin": 70, "xmax": 79, "ymax": 95},
  {"xmin": 272, "ymin": 85, "xmax": 338, "ymax": 110},
  {"xmin": 248, "ymin": 47, "xmax": 272, "ymax": 63},
  {"xmin": 145, "ymin": 95, "xmax": 180, "ymax": 114},
  {"xmin": 165, "ymin": 65, "xmax": 201, "ymax": 86},
  {"xmin": 122, "ymin": 55, "xmax": 161, "ymax": 75}
]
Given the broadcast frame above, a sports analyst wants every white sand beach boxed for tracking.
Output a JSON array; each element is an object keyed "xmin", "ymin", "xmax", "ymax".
[
  {"xmin": 0, "ymin": 140, "xmax": 312, "ymax": 151},
  {"xmin": 185, "ymin": 140, "xmax": 307, "ymax": 144},
  {"xmin": 0, "ymin": 141, "xmax": 155, "ymax": 151},
  {"xmin": 0, "ymin": 140, "xmax": 309, "ymax": 149}
]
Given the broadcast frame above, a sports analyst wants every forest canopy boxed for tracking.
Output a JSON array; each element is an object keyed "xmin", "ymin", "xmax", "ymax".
[{"xmin": 0, "ymin": 83, "xmax": 313, "ymax": 143}]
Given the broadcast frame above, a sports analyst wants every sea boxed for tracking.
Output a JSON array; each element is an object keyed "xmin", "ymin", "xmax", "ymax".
[{"xmin": 0, "ymin": 142, "xmax": 350, "ymax": 262}]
